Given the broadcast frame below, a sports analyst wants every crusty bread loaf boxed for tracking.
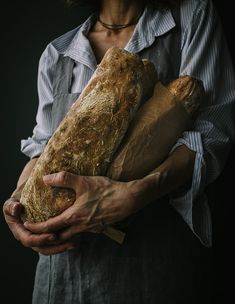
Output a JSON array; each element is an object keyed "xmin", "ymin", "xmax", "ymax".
[
  {"xmin": 166, "ymin": 75, "xmax": 204, "ymax": 117},
  {"xmin": 107, "ymin": 75, "xmax": 205, "ymax": 181},
  {"xmin": 20, "ymin": 47, "xmax": 157, "ymax": 223}
]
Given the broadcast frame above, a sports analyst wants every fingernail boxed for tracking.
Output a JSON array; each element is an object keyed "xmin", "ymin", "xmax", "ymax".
[
  {"xmin": 10, "ymin": 203, "xmax": 19, "ymax": 216},
  {"xmin": 24, "ymin": 221, "xmax": 29, "ymax": 227}
]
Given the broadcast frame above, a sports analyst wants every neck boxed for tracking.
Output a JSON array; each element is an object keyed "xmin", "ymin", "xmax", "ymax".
[{"xmin": 99, "ymin": 0, "xmax": 144, "ymax": 26}]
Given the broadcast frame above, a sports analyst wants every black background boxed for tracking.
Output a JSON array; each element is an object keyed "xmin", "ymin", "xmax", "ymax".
[{"xmin": 0, "ymin": 1, "xmax": 234, "ymax": 303}]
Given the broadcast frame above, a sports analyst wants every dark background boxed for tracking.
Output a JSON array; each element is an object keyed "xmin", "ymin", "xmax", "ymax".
[{"xmin": 0, "ymin": 1, "xmax": 234, "ymax": 303}]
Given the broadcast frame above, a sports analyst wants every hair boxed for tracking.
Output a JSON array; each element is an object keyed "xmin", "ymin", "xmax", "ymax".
[{"xmin": 65, "ymin": 0, "xmax": 182, "ymax": 11}]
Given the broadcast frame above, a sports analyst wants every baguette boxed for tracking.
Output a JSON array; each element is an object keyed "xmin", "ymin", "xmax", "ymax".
[
  {"xmin": 20, "ymin": 47, "xmax": 157, "ymax": 223},
  {"xmin": 107, "ymin": 75, "xmax": 205, "ymax": 181}
]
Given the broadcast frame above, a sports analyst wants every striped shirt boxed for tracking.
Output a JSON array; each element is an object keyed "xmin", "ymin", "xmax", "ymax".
[{"xmin": 21, "ymin": 0, "xmax": 235, "ymax": 247}]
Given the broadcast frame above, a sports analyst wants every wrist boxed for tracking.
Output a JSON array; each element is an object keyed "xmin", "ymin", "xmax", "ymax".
[
  {"xmin": 127, "ymin": 172, "xmax": 162, "ymax": 214},
  {"xmin": 151, "ymin": 145, "xmax": 196, "ymax": 196}
]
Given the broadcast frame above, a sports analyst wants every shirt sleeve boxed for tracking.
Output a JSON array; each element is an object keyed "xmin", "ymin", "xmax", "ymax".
[
  {"xmin": 21, "ymin": 44, "xmax": 59, "ymax": 159},
  {"xmin": 169, "ymin": 0, "xmax": 235, "ymax": 246}
]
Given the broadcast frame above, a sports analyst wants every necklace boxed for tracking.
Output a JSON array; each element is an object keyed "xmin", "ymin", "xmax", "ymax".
[{"xmin": 97, "ymin": 11, "xmax": 143, "ymax": 31}]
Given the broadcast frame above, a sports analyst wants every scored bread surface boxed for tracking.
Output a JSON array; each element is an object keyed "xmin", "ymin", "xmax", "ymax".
[{"xmin": 20, "ymin": 47, "xmax": 157, "ymax": 222}]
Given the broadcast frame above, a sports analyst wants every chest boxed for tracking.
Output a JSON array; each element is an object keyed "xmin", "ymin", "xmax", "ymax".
[
  {"xmin": 52, "ymin": 26, "xmax": 181, "ymax": 131},
  {"xmin": 87, "ymin": 27, "xmax": 135, "ymax": 63}
]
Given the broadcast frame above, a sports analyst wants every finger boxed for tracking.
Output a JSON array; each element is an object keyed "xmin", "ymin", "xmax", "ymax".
[
  {"xmin": 12, "ymin": 223, "xmax": 57, "ymax": 247},
  {"xmin": 24, "ymin": 205, "xmax": 80, "ymax": 233},
  {"xmin": 58, "ymin": 223, "xmax": 97, "ymax": 241},
  {"xmin": 3, "ymin": 200, "xmax": 23, "ymax": 217},
  {"xmin": 43, "ymin": 171, "xmax": 79, "ymax": 190},
  {"xmin": 32, "ymin": 242, "xmax": 76, "ymax": 256}
]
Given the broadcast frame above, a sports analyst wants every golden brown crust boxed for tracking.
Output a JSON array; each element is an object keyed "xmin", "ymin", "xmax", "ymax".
[
  {"xmin": 107, "ymin": 76, "xmax": 205, "ymax": 182},
  {"xmin": 20, "ymin": 47, "xmax": 157, "ymax": 222},
  {"xmin": 166, "ymin": 75, "xmax": 205, "ymax": 117}
]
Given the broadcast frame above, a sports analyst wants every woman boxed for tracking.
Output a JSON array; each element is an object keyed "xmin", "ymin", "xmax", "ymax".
[{"xmin": 3, "ymin": 0, "xmax": 235, "ymax": 303}]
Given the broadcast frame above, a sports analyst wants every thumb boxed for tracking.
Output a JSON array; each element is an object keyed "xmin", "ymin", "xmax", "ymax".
[
  {"xmin": 3, "ymin": 199, "xmax": 23, "ymax": 218},
  {"xmin": 43, "ymin": 171, "xmax": 79, "ymax": 190}
]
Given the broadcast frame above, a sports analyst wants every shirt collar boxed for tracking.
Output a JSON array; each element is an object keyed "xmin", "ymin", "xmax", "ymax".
[
  {"xmin": 64, "ymin": 14, "xmax": 98, "ymax": 71},
  {"xmin": 125, "ymin": 5, "xmax": 176, "ymax": 53},
  {"xmin": 64, "ymin": 5, "xmax": 176, "ymax": 70}
]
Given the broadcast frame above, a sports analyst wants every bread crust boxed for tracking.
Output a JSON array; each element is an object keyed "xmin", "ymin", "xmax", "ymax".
[
  {"xmin": 166, "ymin": 75, "xmax": 205, "ymax": 116},
  {"xmin": 20, "ymin": 47, "xmax": 157, "ymax": 222},
  {"xmin": 108, "ymin": 76, "xmax": 205, "ymax": 181}
]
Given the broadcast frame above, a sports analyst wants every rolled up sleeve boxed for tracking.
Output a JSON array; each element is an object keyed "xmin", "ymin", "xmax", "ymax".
[
  {"xmin": 21, "ymin": 44, "xmax": 58, "ymax": 159},
  {"xmin": 169, "ymin": 0, "xmax": 235, "ymax": 246},
  {"xmin": 21, "ymin": 127, "xmax": 51, "ymax": 159},
  {"xmin": 169, "ymin": 131, "xmax": 211, "ymax": 245}
]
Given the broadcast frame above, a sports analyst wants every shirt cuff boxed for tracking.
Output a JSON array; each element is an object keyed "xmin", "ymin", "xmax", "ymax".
[
  {"xmin": 169, "ymin": 131, "xmax": 212, "ymax": 247},
  {"xmin": 21, "ymin": 123, "xmax": 52, "ymax": 159},
  {"xmin": 21, "ymin": 135, "xmax": 49, "ymax": 159}
]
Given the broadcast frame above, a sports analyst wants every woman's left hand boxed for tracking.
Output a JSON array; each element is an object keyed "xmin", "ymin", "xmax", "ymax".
[{"xmin": 24, "ymin": 171, "xmax": 160, "ymax": 249}]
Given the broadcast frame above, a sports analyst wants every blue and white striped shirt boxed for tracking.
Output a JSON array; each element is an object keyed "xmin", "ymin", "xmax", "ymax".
[{"xmin": 21, "ymin": 0, "xmax": 235, "ymax": 247}]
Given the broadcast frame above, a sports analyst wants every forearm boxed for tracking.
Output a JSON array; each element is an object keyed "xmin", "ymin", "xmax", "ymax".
[
  {"xmin": 129, "ymin": 144, "xmax": 196, "ymax": 213},
  {"xmin": 151, "ymin": 144, "xmax": 196, "ymax": 198}
]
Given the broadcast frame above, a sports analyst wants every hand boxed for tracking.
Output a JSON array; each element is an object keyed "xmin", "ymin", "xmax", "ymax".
[
  {"xmin": 3, "ymin": 197, "xmax": 76, "ymax": 255},
  {"xmin": 24, "ymin": 171, "xmax": 161, "ymax": 243}
]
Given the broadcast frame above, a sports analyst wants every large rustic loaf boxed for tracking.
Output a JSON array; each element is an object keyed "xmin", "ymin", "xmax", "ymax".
[
  {"xmin": 20, "ymin": 47, "xmax": 157, "ymax": 223},
  {"xmin": 108, "ymin": 75, "xmax": 205, "ymax": 181}
]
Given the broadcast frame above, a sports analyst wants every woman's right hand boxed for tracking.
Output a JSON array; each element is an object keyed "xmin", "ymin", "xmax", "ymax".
[{"xmin": 3, "ymin": 197, "xmax": 76, "ymax": 255}]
